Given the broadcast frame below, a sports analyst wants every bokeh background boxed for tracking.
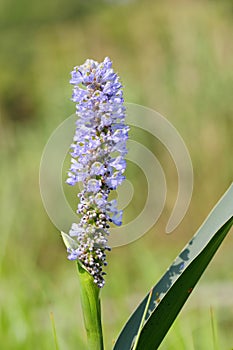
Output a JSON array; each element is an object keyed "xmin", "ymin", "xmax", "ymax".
[{"xmin": 0, "ymin": 0, "xmax": 232, "ymax": 349}]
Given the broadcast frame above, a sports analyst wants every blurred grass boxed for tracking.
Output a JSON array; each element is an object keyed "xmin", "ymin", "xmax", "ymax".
[{"xmin": 0, "ymin": 0, "xmax": 233, "ymax": 349}]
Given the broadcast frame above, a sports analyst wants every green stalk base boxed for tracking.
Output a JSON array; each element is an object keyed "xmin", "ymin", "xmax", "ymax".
[{"xmin": 77, "ymin": 262, "xmax": 104, "ymax": 350}]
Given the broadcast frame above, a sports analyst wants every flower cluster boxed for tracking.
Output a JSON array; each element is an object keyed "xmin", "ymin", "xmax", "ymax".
[{"xmin": 65, "ymin": 57, "xmax": 129, "ymax": 287}]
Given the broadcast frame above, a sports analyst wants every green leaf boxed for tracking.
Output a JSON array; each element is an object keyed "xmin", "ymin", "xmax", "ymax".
[
  {"xmin": 113, "ymin": 184, "xmax": 233, "ymax": 350},
  {"xmin": 61, "ymin": 231, "xmax": 79, "ymax": 250}
]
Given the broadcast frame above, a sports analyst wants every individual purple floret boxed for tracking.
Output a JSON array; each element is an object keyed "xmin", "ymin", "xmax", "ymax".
[{"xmin": 65, "ymin": 57, "xmax": 129, "ymax": 288}]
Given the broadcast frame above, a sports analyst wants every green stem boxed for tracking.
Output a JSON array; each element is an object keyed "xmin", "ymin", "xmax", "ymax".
[{"xmin": 77, "ymin": 262, "xmax": 104, "ymax": 350}]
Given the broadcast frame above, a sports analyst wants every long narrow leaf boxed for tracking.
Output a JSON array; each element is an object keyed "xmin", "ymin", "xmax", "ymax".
[
  {"xmin": 135, "ymin": 217, "xmax": 233, "ymax": 349},
  {"xmin": 113, "ymin": 184, "xmax": 233, "ymax": 350}
]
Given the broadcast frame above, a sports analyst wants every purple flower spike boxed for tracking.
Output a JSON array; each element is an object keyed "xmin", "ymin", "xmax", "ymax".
[{"xmin": 65, "ymin": 57, "xmax": 129, "ymax": 288}]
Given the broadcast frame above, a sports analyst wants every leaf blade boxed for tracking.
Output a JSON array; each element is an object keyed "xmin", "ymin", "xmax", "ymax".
[
  {"xmin": 135, "ymin": 217, "xmax": 233, "ymax": 349},
  {"xmin": 113, "ymin": 184, "xmax": 233, "ymax": 350}
]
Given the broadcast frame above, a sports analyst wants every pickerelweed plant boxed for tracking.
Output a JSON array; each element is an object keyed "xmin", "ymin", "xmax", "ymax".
[
  {"xmin": 62, "ymin": 57, "xmax": 129, "ymax": 349},
  {"xmin": 61, "ymin": 57, "xmax": 233, "ymax": 350}
]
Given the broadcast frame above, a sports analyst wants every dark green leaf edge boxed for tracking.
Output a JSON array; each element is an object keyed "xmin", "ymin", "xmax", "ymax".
[{"xmin": 113, "ymin": 184, "xmax": 233, "ymax": 350}]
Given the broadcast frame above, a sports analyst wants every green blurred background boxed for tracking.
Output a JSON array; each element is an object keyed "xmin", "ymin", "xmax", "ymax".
[{"xmin": 0, "ymin": 0, "xmax": 233, "ymax": 349}]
